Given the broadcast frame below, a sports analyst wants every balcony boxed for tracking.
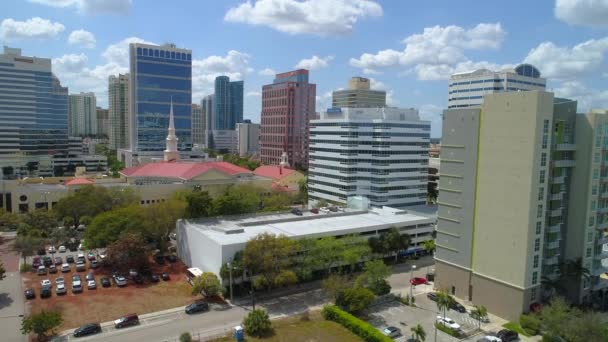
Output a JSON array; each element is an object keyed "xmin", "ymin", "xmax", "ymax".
[
  {"xmin": 597, "ymin": 221, "xmax": 608, "ymax": 231},
  {"xmin": 597, "ymin": 235, "xmax": 608, "ymax": 246},
  {"xmin": 546, "ymin": 223, "xmax": 561, "ymax": 233},
  {"xmin": 545, "ymin": 240, "xmax": 560, "ymax": 250},
  {"xmin": 601, "ymin": 192, "xmax": 608, "ymax": 199},
  {"xmin": 553, "ymin": 159, "xmax": 576, "ymax": 168},
  {"xmin": 550, "ymin": 192, "xmax": 563, "ymax": 201},
  {"xmin": 549, "ymin": 208, "xmax": 563, "ymax": 217},
  {"xmin": 598, "ymin": 207, "xmax": 608, "ymax": 214},
  {"xmin": 543, "ymin": 256, "xmax": 559, "ymax": 266},
  {"xmin": 555, "ymin": 143, "xmax": 576, "ymax": 151}
]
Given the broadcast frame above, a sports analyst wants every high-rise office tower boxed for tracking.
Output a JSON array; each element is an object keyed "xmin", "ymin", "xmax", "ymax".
[
  {"xmin": 434, "ymin": 90, "xmax": 580, "ymax": 321},
  {"xmin": 108, "ymin": 74, "xmax": 130, "ymax": 150},
  {"xmin": 237, "ymin": 121, "xmax": 260, "ymax": 157},
  {"xmin": 213, "ymin": 76, "xmax": 243, "ymax": 130},
  {"xmin": 96, "ymin": 107, "xmax": 109, "ymax": 137},
  {"xmin": 308, "ymin": 107, "xmax": 429, "ymax": 208},
  {"xmin": 191, "ymin": 103, "xmax": 204, "ymax": 146},
  {"xmin": 68, "ymin": 92, "xmax": 97, "ymax": 137},
  {"xmin": 125, "ymin": 43, "xmax": 192, "ymax": 163},
  {"xmin": 260, "ymin": 69, "xmax": 316, "ymax": 169},
  {"xmin": 201, "ymin": 94, "xmax": 213, "ymax": 147},
  {"xmin": 0, "ymin": 46, "xmax": 69, "ymax": 157},
  {"xmin": 448, "ymin": 64, "xmax": 546, "ymax": 109},
  {"xmin": 332, "ymin": 77, "xmax": 386, "ymax": 108}
]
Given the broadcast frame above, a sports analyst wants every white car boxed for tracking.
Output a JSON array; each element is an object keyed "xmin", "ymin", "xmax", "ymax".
[
  {"xmin": 47, "ymin": 246, "xmax": 56, "ymax": 253},
  {"xmin": 382, "ymin": 326, "xmax": 401, "ymax": 338},
  {"xmin": 40, "ymin": 279, "xmax": 52, "ymax": 287},
  {"xmin": 76, "ymin": 261, "xmax": 86, "ymax": 271},
  {"xmin": 477, "ymin": 336, "xmax": 502, "ymax": 342},
  {"xmin": 61, "ymin": 263, "xmax": 70, "ymax": 272},
  {"xmin": 113, "ymin": 275, "xmax": 127, "ymax": 287},
  {"xmin": 56, "ymin": 283, "xmax": 66, "ymax": 295},
  {"xmin": 58, "ymin": 245, "xmax": 66, "ymax": 253},
  {"xmin": 436, "ymin": 316, "xmax": 461, "ymax": 330},
  {"xmin": 87, "ymin": 280, "xmax": 96, "ymax": 289},
  {"xmin": 319, "ymin": 207, "xmax": 330, "ymax": 214}
]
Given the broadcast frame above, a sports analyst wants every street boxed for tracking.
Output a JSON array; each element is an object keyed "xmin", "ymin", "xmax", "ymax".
[{"xmin": 0, "ymin": 232, "xmax": 27, "ymax": 342}]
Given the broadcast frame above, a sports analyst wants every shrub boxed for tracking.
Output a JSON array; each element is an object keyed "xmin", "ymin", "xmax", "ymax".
[
  {"xmin": 399, "ymin": 294, "xmax": 416, "ymax": 306},
  {"xmin": 336, "ymin": 287, "xmax": 374, "ymax": 314},
  {"xmin": 434, "ymin": 322, "xmax": 461, "ymax": 338},
  {"xmin": 179, "ymin": 332, "xmax": 192, "ymax": 342},
  {"xmin": 368, "ymin": 279, "xmax": 391, "ymax": 295},
  {"xmin": 19, "ymin": 263, "xmax": 32, "ymax": 273},
  {"xmin": 322, "ymin": 305, "xmax": 393, "ymax": 342},
  {"xmin": 243, "ymin": 309, "xmax": 272, "ymax": 337},
  {"xmin": 519, "ymin": 314, "xmax": 540, "ymax": 336}
]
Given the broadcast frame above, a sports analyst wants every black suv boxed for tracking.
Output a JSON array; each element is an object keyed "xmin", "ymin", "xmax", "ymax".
[
  {"xmin": 101, "ymin": 277, "xmax": 111, "ymax": 287},
  {"xmin": 291, "ymin": 208, "xmax": 303, "ymax": 216},
  {"xmin": 40, "ymin": 285, "xmax": 52, "ymax": 298},
  {"xmin": 497, "ymin": 329, "xmax": 519, "ymax": 342},
  {"xmin": 450, "ymin": 301, "xmax": 467, "ymax": 313},
  {"xmin": 73, "ymin": 323, "xmax": 101, "ymax": 337},
  {"xmin": 427, "ymin": 292, "xmax": 438, "ymax": 302},
  {"xmin": 185, "ymin": 301, "xmax": 209, "ymax": 314},
  {"xmin": 24, "ymin": 288, "xmax": 35, "ymax": 299},
  {"xmin": 66, "ymin": 255, "xmax": 75, "ymax": 263}
]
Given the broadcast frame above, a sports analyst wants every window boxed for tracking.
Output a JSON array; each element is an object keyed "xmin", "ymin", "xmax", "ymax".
[
  {"xmin": 541, "ymin": 153, "xmax": 547, "ymax": 167},
  {"xmin": 540, "ymin": 170, "xmax": 545, "ymax": 184},
  {"xmin": 594, "ymin": 169, "xmax": 599, "ymax": 180},
  {"xmin": 533, "ymin": 255, "xmax": 539, "ymax": 268},
  {"xmin": 536, "ymin": 221, "xmax": 542, "ymax": 235},
  {"xmin": 543, "ymin": 120, "xmax": 549, "ymax": 134},
  {"xmin": 592, "ymin": 201, "xmax": 597, "ymax": 210},
  {"xmin": 586, "ymin": 248, "xmax": 592, "ymax": 258},
  {"xmin": 593, "ymin": 185, "xmax": 598, "ymax": 195},
  {"xmin": 588, "ymin": 232, "xmax": 593, "ymax": 243},
  {"xmin": 589, "ymin": 216, "xmax": 595, "ymax": 226},
  {"xmin": 534, "ymin": 238, "xmax": 540, "ymax": 252},
  {"xmin": 532, "ymin": 272, "xmax": 538, "ymax": 285},
  {"xmin": 538, "ymin": 187, "xmax": 544, "ymax": 201},
  {"xmin": 531, "ymin": 288, "xmax": 537, "ymax": 301},
  {"xmin": 542, "ymin": 134, "xmax": 548, "ymax": 149},
  {"xmin": 595, "ymin": 153, "xmax": 600, "ymax": 163},
  {"xmin": 537, "ymin": 205, "xmax": 543, "ymax": 218}
]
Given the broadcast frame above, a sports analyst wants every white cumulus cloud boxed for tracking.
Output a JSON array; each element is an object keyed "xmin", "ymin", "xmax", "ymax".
[
  {"xmin": 224, "ymin": 0, "xmax": 382, "ymax": 36},
  {"xmin": 555, "ymin": 0, "xmax": 608, "ymax": 28},
  {"xmin": 295, "ymin": 55, "xmax": 334, "ymax": 70},
  {"xmin": 524, "ymin": 37, "xmax": 608, "ymax": 80},
  {"xmin": 246, "ymin": 91, "xmax": 261, "ymax": 97},
  {"xmin": 0, "ymin": 17, "xmax": 65, "ymax": 41},
  {"xmin": 554, "ymin": 81, "xmax": 608, "ymax": 111},
  {"xmin": 29, "ymin": 0, "xmax": 131, "ymax": 14},
  {"xmin": 350, "ymin": 23, "xmax": 506, "ymax": 79},
  {"xmin": 68, "ymin": 29, "xmax": 96, "ymax": 48},
  {"xmin": 192, "ymin": 50, "xmax": 254, "ymax": 102},
  {"xmin": 258, "ymin": 68, "xmax": 276, "ymax": 76}
]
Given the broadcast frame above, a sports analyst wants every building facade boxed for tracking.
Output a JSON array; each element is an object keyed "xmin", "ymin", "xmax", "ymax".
[
  {"xmin": 200, "ymin": 94, "xmax": 213, "ymax": 147},
  {"xmin": 96, "ymin": 107, "xmax": 109, "ymax": 137},
  {"xmin": 260, "ymin": 69, "xmax": 316, "ymax": 169},
  {"xmin": 108, "ymin": 73, "xmax": 129, "ymax": 150},
  {"xmin": 0, "ymin": 46, "xmax": 69, "ymax": 160},
  {"xmin": 68, "ymin": 92, "xmax": 97, "ymax": 137},
  {"xmin": 127, "ymin": 43, "xmax": 192, "ymax": 157},
  {"xmin": 213, "ymin": 76, "xmax": 243, "ymax": 130},
  {"xmin": 192, "ymin": 103, "xmax": 204, "ymax": 146},
  {"xmin": 308, "ymin": 107, "xmax": 430, "ymax": 208},
  {"xmin": 448, "ymin": 64, "xmax": 546, "ymax": 109},
  {"xmin": 236, "ymin": 121, "xmax": 260, "ymax": 156},
  {"xmin": 208, "ymin": 130, "xmax": 237, "ymax": 154},
  {"xmin": 332, "ymin": 76, "xmax": 386, "ymax": 108}
]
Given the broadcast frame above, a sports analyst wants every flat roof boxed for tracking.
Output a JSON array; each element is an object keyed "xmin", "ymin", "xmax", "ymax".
[{"xmin": 182, "ymin": 206, "xmax": 437, "ymax": 246}]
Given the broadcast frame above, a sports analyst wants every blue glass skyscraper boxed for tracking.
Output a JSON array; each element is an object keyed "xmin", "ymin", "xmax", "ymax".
[
  {"xmin": 213, "ymin": 76, "xmax": 243, "ymax": 130},
  {"xmin": 129, "ymin": 43, "xmax": 192, "ymax": 154},
  {"xmin": 0, "ymin": 46, "xmax": 68, "ymax": 156}
]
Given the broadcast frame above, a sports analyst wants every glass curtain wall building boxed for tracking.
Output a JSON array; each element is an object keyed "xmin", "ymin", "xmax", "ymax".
[
  {"xmin": 128, "ymin": 43, "xmax": 192, "ymax": 154},
  {"xmin": 0, "ymin": 46, "xmax": 69, "ymax": 157},
  {"xmin": 213, "ymin": 76, "xmax": 243, "ymax": 130}
]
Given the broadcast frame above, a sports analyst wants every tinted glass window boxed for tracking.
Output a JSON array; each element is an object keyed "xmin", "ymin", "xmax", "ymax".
[
  {"xmin": 137, "ymin": 75, "xmax": 191, "ymax": 90},
  {"xmin": 136, "ymin": 62, "xmax": 191, "ymax": 78}
]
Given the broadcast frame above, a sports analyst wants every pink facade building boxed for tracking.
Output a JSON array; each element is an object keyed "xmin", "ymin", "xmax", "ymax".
[{"xmin": 260, "ymin": 69, "xmax": 316, "ymax": 170}]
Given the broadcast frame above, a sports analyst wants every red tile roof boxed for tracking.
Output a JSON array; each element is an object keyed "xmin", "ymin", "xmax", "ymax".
[
  {"xmin": 64, "ymin": 178, "xmax": 94, "ymax": 186},
  {"xmin": 120, "ymin": 161, "xmax": 251, "ymax": 180},
  {"xmin": 253, "ymin": 165, "xmax": 296, "ymax": 180}
]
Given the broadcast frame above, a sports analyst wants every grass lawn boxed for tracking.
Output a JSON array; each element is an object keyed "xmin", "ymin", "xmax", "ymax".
[
  {"xmin": 210, "ymin": 311, "xmax": 362, "ymax": 342},
  {"xmin": 502, "ymin": 322, "xmax": 532, "ymax": 337}
]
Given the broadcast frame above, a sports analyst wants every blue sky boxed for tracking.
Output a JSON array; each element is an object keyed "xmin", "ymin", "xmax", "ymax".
[{"xmin": 1, "ymin": 0, "xmax": 607, "ymax": 137}]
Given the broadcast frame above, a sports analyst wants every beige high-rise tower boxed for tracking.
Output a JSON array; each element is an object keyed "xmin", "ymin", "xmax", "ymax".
[
  {"xmin": 332, "ymin": 77, "xmax": 386, "ymax": 108},
  {"xmin": 108, "ymin": 74, "xmax": 129, "ymax": 150}
]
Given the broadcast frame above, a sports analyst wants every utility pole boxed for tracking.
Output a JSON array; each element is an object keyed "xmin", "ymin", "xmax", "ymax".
[
  {"xmin": 410, "ymin": 264, "xmax": 417, "ymax": 301},
  {"xmin": 227, "ymin": 262, "xmax": 233, "ymax": 303}
]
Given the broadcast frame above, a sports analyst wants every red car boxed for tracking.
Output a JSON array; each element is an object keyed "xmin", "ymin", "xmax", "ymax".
[{"xmin": 410, "ymin": 277, "xmax": 428, "ymax": 286}]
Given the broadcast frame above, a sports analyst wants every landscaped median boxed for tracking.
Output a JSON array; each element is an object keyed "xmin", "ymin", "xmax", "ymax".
[
  {"xmin": 434, "ymin": 322, "xmax": 461, "ymax": 338},
  {"xmin": 321, "ymin": 305, "xmax": 393, "ymax": 342}
]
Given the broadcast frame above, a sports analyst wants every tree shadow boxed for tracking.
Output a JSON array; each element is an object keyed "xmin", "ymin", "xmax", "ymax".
[{"xmin": 0, "ymin": 292, "xmax": 14, "ymax": 310}]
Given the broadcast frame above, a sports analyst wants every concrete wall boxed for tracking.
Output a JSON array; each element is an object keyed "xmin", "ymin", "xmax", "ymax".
[
  {"xmin": 435, "ymin": 260, "xmax": 471, "ymax": 300},
  {"xmin": 471, "ymin": 273, "xmax": 531, "ymax": 322}
]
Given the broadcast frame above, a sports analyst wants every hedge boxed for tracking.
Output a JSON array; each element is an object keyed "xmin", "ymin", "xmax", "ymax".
[
  {"xmin": 434, "ymin": 322, "xmax": 461, "ymax": 338},
  {"xmin": 322, "ymin": 305, "xmax": 393, "ymax": 342},
  {"xmin": 519, "ymin": 314, "xmax": 540, "ymax": 336}
]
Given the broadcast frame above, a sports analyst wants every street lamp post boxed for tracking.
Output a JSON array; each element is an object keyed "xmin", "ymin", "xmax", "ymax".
[{"xmin": 410, "ymin": 264, "xmax": 417, "ymax": 301}]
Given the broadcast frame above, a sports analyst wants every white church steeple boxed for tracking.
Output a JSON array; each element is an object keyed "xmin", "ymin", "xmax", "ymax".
[{"xmin": 164, "ymin": 99, "xmax": 180, "ymax": 162}]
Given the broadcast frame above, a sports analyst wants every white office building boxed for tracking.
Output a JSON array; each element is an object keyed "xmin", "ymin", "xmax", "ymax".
[
  {"xmin": 448, "ymin": 63, "xmax": 546, "ymax": 109},
  {"xmin": 236, "ymin": 121, "xmax": 260, "ymax": 156},
  {"xmin": 308, "ymin": 107, "xmax": 430, "ymax": 209},
  {"xmin": 68, "ymin": 92, "xmax": 97, "ymax": 137}
]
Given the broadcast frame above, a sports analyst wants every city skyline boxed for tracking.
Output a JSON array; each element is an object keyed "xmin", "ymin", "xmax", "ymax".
[{"xmin": 1, "ymin": 0, "xmax": 606, "ymax": 137}]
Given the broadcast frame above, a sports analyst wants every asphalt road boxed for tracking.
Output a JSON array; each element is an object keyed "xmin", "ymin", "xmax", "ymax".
[{"xmin": 0, "ymin": 233, "xmax": 27, "ymax": 342}]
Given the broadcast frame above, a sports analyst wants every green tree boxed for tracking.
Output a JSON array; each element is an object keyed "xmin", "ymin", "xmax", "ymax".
[
  {"xmin": 0, "ymin": 261, "xmax": 5, "ymax": 281},
  {"xmin": 539, "ymin": 297, "xmax": 575, "ymax": 340},
  {"xmin": 293, "ymin": 238, "xmax": 318, "ymax": 281},
  {"xmin": 423, "ymin": 239, "xmax": 436, "ymax": 256},
  {"xmin": 21, "ymin": 210, "xmax": 57, "ymax": 238},
  {"xmin": 211, "ymin": 185, "xmax": 260, "ymax": 216},
  {"xmin": 84, "ymin": 206, "xmax": 145, "ymax": 248},
  {"xmin": 179, "ymin": 332, "xmax": 192, "ymax": 342},
  {"xmin": 564, "ymin": 311, "xmax": 608, "ymax": 342},
  {"xmin": 184, "ymin": 189, "xmax": 212, "ymax": 218},
  {"xmin": 335, "ymin": 287, "xmax": 374, "ymax": 314},
  {"xmin": 105, "ymin": 232, "xmax": 150, "ymax": 273},
  {"xmin": 0, "ymin": 209, "xmax": 20, "ymax": 231},
  {"xmin": 21, "ymin": 311, "xmax": 63, "ymax": 342},
  {"xmin": 274, "ymin": 269, "xmax": 298, "ymax": 287},
  {"xmin": 192, "ymin": 272, "xmax": 222, "ymax": 297},
  {"xmin": 322, "ymin": 274, "xmax": 351, "ymax": 302},
  {"xmin": 242, "ymin": 233, "xmax": 295, "ymax": 290},
  {"xmin": 243, "ymin": 309, "xmax": 272, "ymax": 337},
  {"xmin": 340, "ymin": 235, "xmax": 371, "ymax": 272},
  {"xmin": 315, "ymin": 236, "xmax": 345, "ymax": 274},
  {"xmin": 261, "ymin": 192, "xmax": 292, "ymax": 212},
  {"xmin": 436, "ymin": 290, "xmax": 454, "ymax": 320},
  {"xmin": 411, "ymin": 323, "xmax": 426, "ymax": 342},
  {"xmin": 356, "ymin": 259, "xmax": 392, "ymax": 295},
  {"xmin": 298, "ymin": 177, "xmax": 308, "ymax": 205},
  {"xmin": 471, "ymin": 305, "xmax": 488, "ymax": 329},
  {"xmin": 384, "ymin": 228, "xmax": 411, "ymax": 262},
  {"xmin": 14, "ymin": 235, "xmax": 42, "ymax": 266},
  {"xmin": 142, "ymin": 198, "xmax": 185, "ymax": 252}
]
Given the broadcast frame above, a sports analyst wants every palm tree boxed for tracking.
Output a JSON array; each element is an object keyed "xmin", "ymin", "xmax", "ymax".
[
  {"xmin": 423, "ymin": 239, "xmax": 435, "ymax": 256},
  {"xmin": 471, "ymin": 305, "xmax": 488, "ymax": 330},
  {"xmin": 560, "ymin": 258, "xmax": 590, "ymax": 282},
  {"xmin": 411, "ymin": 323, "xmax": 426, "ymax": 341},
  {"xmin": 436, "ymin": 290, "xmax": 453, "ymax": 320}
]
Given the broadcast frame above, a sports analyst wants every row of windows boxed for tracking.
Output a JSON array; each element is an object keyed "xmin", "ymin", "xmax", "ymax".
[
  {"xmin": 310, "ymin": 147, "xmax": 428, "ymax": 155},
  {"xmin": 137, "ymin": 75, "xmax": 191, "ymax": 91},
  {"xmin": 137, "ymin": 61, "xmax": 191, "ymax": 78},
  {"xmin": 137, "ymin": 47, "xmax": 191, "ymax": 61},
  {"xmin": 449, "ymin": 87, "xmax": 503, "ymax": 94},
  {"xmin": 448, "ymin": 96, "xmax": 483, "ymax": 101},
  {"xmin": 449, "ymin": 78, "xmax": 544, "ymax": 87},
  {"xmin": 309, "ymin": 163, "xmax": 427, "ymax": 173},
  {"xmin": 309, "ymin": 179, "xmax": 426, "ymax": 192},
  {"xmin": 310, "ymin": 122, "xmax": 430, "ymax": 129},
  {"xmin": 309, "ymin": 171, "xmax": 426, "ymax": 183},
  {"xmin": 0, "ymin": 67, "xmax": 52, "ymax": 76},
  {"xmin": 310, "ymin": 131, "xmax": 430, "ymax": 138},
  {"xmin": 137, "ymin": 89, "xmax": 191, "ymax": 104},
  {"xmin": 310, "ymin": 156, "xmax": 427, "ymax": 164},
  {"xmin": 310, "ymin": 139, "xmax": 429, "ymax": 147}
]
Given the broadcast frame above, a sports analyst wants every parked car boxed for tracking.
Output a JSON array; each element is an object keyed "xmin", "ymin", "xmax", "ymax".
[
  {"xmin": 166, "ymin": 254, "xmax": 177, "ymax": 263},
  {"xmin": 436, "ymin": 316, "xmax": 461, "ymax": 330},
  {"xmin": 32, "ymin": 256, "xmax": 41, "ymax": 268},
  {"xmin": 24, "ymin": 288, "xmax": 35, "ymax": 299},
  {"xmin": 477, "ymin": 336, "xmax": 502, "ymax": 342},
  {"xmin": 47, "ymin": 246, "xmax": 56, "ymax": 254},
  {"xmin": 319, "ymin": 207, "xmax": 330, "ymax": 214},
  {"xmin": 41, "ymin": 279, "xmax": 52, "ymax": 287},
  {"xmin": 85, "ymin": 273, "xmax": 94, "ymax": 281},
  {"xmin": 427, "ymin": 292, "xmax": 438, "ymax": 302},
  {"xmin": 73, "ymin": 323, "xmax": 101, "ymax": 338},
  {"xmin": 61, "ymin": 263, "xmax": 70, "ymax": 273},
  {"xmin": 56, "ymin": 283, "xmax": 67, "ymax": 295},
  {"xmin": 310, "ymin": 208, "xmax": 319, "ymax": 214},
  {"xmin": 90, "ymin": 260, "xmax": 99, "ymax": 269},
  {"xmin": 450, "ymin": 301, "xmax": 467, "ymax": 313},
  {"xmin": 133, "ymin": 274, "xmax": 144, "ymax": 284},
  {"xmin": 58, "ymin": 245, "xmax": 67, "ymax": 253},
  {"xmin": 114, "ymin": 314, "xmax": 139, "ymax": 329},
  {"xmin": 382, "ymin": 326, "xmax": 402, "ymax": 338},
  {"xmin": 42, "ymin": 256, "xmax": 52, "ymax": 267},
  {"xmin": 72, "ymin": 275, "xmax": 83, "ymax": 293},
  {"xmin": 87, "ymin": 279, "xmax": 96, "ymax": 289},
  {"xmin": 77, "ymin": 253, "xmax": 85, "ymax": 262},
  {"xmin": 101, "ymin": 277, "xmax": 111, "ymax": 288},
  {"xmin": 56, "ymin": 277, "xmax": 65, "ymax": 285},
  {"xmin": 66, "ymin": 255, "xmax": 75, "ymax": 263},
  {"xmin": 113, "ymin": 274, "xmax": 127, "ymax": 287},
  {"xmin": 37, "ymin": 265, "xmax": 47, "ymax": 275},
  {"xmin": 87, "ymin": 252, "xmax": 96, "ymax": 261},
  {"xmin": 496, "ymin": 329, "xmax": 518, "ymax": 342},
  {"xmin": 291, "ymin": 208, "xmax": 303, "ymax": 216},
  {"xmin": 129, "ymin": 269, "xmax": 138, "ymax": 278},
  {"xmin": 150, "ymin": 274, "xmax": 160, "ymax": 283},
  {"xmin": 54, "ymin": 256, "xmax": 62, "ymax": 265},
  {"xmin": 470, "ymin": 311, "xmax": 491, "ymax": 323},
  {"xmin": 49, "ymin": 265, "xmax": 57, "ymax": 274},
  {"xmin": 329, "ymin": 206, "xmax": 339, "ymax": 212},
  {"xmin": 76, "ymin": 261, "xmax": 86, "ymax": 272},
  {"xmin": 410, "ymin": 277, "xmax": 428, "ymax": 286},
  {"xmin": 185, "ymin": 301, "xmax": 209, "ymax": 314},
  {"xmin": 40, "ymin": 285, "xmax": 52, "ymax": 298},
  {"xmin": 161, "ymin": 272, "xmax": 170, "ymax": 281}
]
